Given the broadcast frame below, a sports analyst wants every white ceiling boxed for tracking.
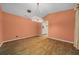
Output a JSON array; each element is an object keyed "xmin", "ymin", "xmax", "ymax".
[{"xmin": 1, "ymin": 3, "xmax": 76, "ymax": 18}]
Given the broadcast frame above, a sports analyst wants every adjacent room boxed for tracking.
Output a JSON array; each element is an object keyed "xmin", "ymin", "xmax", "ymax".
[{"xmin": 0, "ymin": 3, "xmax": 79, "ymax": 55}]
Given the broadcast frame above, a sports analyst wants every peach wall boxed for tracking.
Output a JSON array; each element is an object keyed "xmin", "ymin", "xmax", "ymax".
[
  {"xmin": 44, "ymin": 9, "xmax": 75, "ymax": 42},
  {"xmin": 2, "ymin": 12, "xmax": 41, "ymax": 41},
  {"xmin": 0, "ymin": 7, "xmax": 3, "ymax": 42}
]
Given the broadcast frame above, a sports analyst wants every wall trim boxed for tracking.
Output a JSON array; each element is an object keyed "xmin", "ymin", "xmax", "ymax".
[
  {"xmin": 0, "ymin": 35, "xmax": 39, "ymax": 47},
  {"xmin": 73, "ymin": 4, "xmax": 79, "ymax": 49},
  {"xmin": 48, "ymin": 37, "xmax": 73, "ymax": 44}
]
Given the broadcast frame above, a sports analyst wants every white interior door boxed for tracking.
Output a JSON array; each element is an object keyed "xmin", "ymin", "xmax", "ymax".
[{"xmin": 41, "ymin": 21, "xmax": 48, "ymax": 36}]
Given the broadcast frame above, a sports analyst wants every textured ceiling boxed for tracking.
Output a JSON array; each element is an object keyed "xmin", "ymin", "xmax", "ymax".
[{"xmin": 1, "ymin": 3, "xmax": 76, "ymax": 18}]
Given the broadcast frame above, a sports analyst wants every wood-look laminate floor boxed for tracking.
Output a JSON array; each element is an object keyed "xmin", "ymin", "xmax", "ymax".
[{"xmin": 0, "ymin": 36, "xmax": 79, "ymax": 55}]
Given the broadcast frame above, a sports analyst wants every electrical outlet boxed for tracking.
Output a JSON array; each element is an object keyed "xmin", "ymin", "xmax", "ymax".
[{"xmin": 16, "ymin": 36, "xmax": 18, "ymax": 37}]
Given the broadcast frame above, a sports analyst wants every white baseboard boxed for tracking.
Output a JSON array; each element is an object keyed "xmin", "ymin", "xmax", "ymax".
[
  {"xmin": 48, "ymin": 37, "xmax": 74, "ymax": 44},
  {"xmin": 0, "ymin": 36, "xmax": 74, "ymax": 47},
  {"xmin": 0, "ymin": 35, "xmax": 39, "ymax": 47},
  {"xmin": 0, "ymin": 42, "xmax": 3, "ymax": 47}
]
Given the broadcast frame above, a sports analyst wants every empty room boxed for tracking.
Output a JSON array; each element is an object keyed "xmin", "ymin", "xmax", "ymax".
[{"xmin": 0, "ymin": 3, "xmax": 79, "ymax": 55}]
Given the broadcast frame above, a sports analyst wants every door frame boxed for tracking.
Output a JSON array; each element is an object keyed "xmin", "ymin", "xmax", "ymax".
[{"xmin": 74, "ymin": 4, "xmax": 79, "ymax": 49}]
